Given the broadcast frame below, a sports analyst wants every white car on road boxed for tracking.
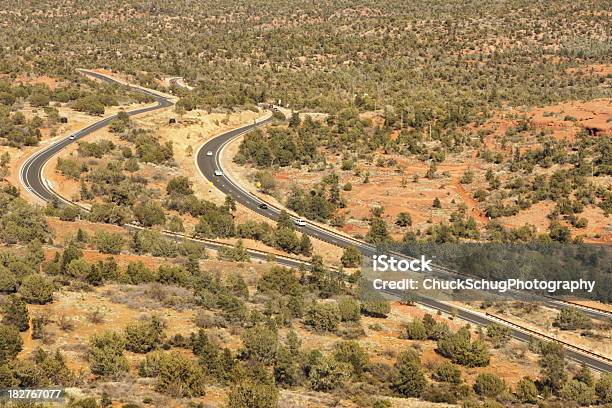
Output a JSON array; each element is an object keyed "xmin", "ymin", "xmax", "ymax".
[
  {"xmin": 294, "ymin": 218, "xmax": 306, "ymax": 227},
  {"xmin": 207, "ymin": 151, "xmax": 213, "ymax": 156},
  {"xmin": 214, "ymin": 170, "xmax": 224, "ymax": 176}
]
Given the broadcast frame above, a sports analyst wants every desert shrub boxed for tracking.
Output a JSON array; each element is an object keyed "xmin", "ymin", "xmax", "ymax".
[
  {"xmin": 340, "ymin": 246, "xmax": 362, "ymax": 268},
  {"xmin": 395, "ymin": 212, "xmax": 412, "ymax": 227},
  {"xmin": 515, "ymin": 376, "xmax": 538, "ymax": 403},
  {"xmin": 473, "ymin": 373, "xmax": 506, "ymax": 397},
  {"xmin": 403, "ymin": 320, "xmax": 427, "ymax": 340},
  {"xmin": 18, "ymin": 274, "xmax": 54, "ymax": 304},
  {"xmin": 88, "ymin": 331, "xmax": 128, "ymax": 377},
  {"xmin": 257, "ymin": 266, "xmax": 300, "ymax": 296},
  {"xmin": 166, "ymin": 176, "xmax": 193, "ymax": 196},
  {"xmin": 332, "ymin": 340, "xmax": 369, "ymax": 377},
  {"xmin": 1, "ymin": 294, "xmax": 30, "ymax": 331},
  {"xmin": 304, "ymin": 302, "xmax": 340, "ymax": 332},
  {"xmin": 337, "ymin": 297, "xmax": 361, "ymax": 322},
  {"xmin": 94, "ymin": 231, "xmax": 124, "ymax": 254},
  {"xmin": 361, "ymin": 297, "xmax": 390, "ymax": 318},
  {"xmin": 123, "ymin": 261, "xmax": 156, "ymax": 284},
  {"xmin": 0, "ymin": 324, "xmax": 22, "ymax": 364},
  {"xmin": 124, "ymin": 316, "xmax": 166, "ymax": 353},
  {"xmin": 133, "ymin": 201, "xmax": 166, "ymax": 227},
  {"xmin": 0, "ymin": 267, "xmax": 17, "ymax": 292},
  {"xmin": 560, "ymin": 379, "xmax": 595, "ymax": 405},
  {"xmin": 486, "ymin": 323, "xmax": 511, "ymax": 348},
  {"xmin": 392, "ymin": 350, "xmax": 427, "ymax": 398},
  {"xmin": 595, "ymin": 373, "xmax": 612, "ymax": 403},
  {"xmin": 553, "ymin": 308, "xmax": 592, "ymax": 331},
  {"xmin": 227, "ymin": 380, "xmax": 278, "ymax": 408},
  {"xmin": 156, "ymin": 352, "xmax": 206, "ymax": 397},
  {"xmin": 437, "ymin": 327, "xmax": 490, "ymax": 367},
  {"xmin": 539, "ymin": 341, "xmax": 567, "ymax": 392},
  {"xmin": 432, "ymin": 361, "xmax": 461, "ymax": 384},
  {"xmin": 65, "ymin": 258, "xmax": 91, "ymax": 278},
  {"xmin": 241, "ymin": 324, "xmax": 278, "ymax": 364},
  {"xmin": 305, "ymin": 351, "xmax": 351, "ymax": 392}
]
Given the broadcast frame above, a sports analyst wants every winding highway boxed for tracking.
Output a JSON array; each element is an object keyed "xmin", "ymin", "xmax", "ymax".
[{"xmin": 19, "ymin": 70, "xmax": 611, "ymax": 373}]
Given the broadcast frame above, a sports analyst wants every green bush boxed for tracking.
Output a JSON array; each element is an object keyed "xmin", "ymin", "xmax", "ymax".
[
  {"xmin": 337, "ymin": 297, "xmax": 361, "ymax": 322},
  {"xmin": 241, "ymin": 324, "xmax": 278, "ymax": 364},
  {"xmin": 361, "ymin": 298, "xmax": 390, "ymax": 318},
  {"xmin": 94, "ymin": 231, "xmax": 125, "ymax": 254},
  {"xmin": 0, "ymin": 324, "xmax": 22, "ymax": 364},
  {"xmin": 553, "ymin": 308, "xmax": 592, "ymax": 331},
  {"xmin": 1, "ymin": 294, "xmax": 29, "ymax": 331},
  {"xmin": 124, "ymin": 316, "xmax": 166, "ymax": 353},
  {"xmin": 473, "ymin": 373, "xmax": 506, "ymax": 397},
  {"xmin": 340, "ymin": 246, "xmax": 362, "ymax": 268},
  {"xmin": 403, "ymin": 320, "xmax": 427, "ymax": 340},
  {"xmin": 515, "ymin": 376, "xmax": 538, "ymax": 403},
  {"xmin": 18, "ymin": 274, "xmax": 54, "ymax": 304},
  {"xmin": 305, "ymin": 302, "xmax": 340, "ymax": 332},
  {"xmin": 432, "ymin": 361, "xmax": 461, "ymax": 384},
  {"xmin": 437, "ymin": 327, "xmax": 490, "ymax": 367},
  {"xmin": 305, "ymin": 351, "xmax": 351, "ymax": 392},
  {"xmin": 156, "ymin": 352, "xmax": 206, "ymax": 397},
  {"xmin": 392, "ymin": 351, "xmax": 427, "ymax": 397},
  {"xmin": 560, "ymin": 379, "xmax": 595, "ymax": 405},
  {"xmin": 88, "ymin": 331, "xmax": 128, "ymax": 377},
  {"xmin": 227, "ymin": 380, "xmax": 278, "ymax": 408},
  {"xmin": 332, "ymin": 340, "xmax": 369, "ymax": 377},
  {"xmin": 595, "ymin": 373, "xmax": 612, "ymax": 403},
  {"xmin": 0, "ymin": 266, "xmax": 17, "ymax": 292}
]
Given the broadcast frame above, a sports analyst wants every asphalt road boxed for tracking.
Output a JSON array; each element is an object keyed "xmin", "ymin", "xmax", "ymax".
[
  {"xmin": 19, "ymin": 71, "xmax": 611, "ymax": 373},
  {"xmin": 197, "ymin": 114, "xmax": 612, "ymax": 373}
]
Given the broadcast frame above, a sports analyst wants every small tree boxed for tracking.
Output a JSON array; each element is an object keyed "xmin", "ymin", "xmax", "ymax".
[
  {"xmin": 403, "ymin": 320, "xmax": 427, "ymax": 340},
  {"xmin": 124, "ymin": 316, "xmax": 166, "ymax": 353},
  {"xmin": 305, "ymin": 303, "xmax": 340, "ymax": 332},
  {"xmin": 473, "ymin": 373, "xmax": 506, "ymax": 397},
  {"xmin": 0, "ymin": 324, "xmax": 23, "ymax": 364},
  {"xmin": 486, "ymin": 323, "xmax": 510, "ymax": 348},
  {"xmin": 228, "ymin": 380, "xmax": 279, "ymax": 408},
  {"xmin": 332, "ymin": 341, "xmax": 369, "ymax": 378},
  {"xmin": 393, "ymin": 351, "xmax": 427, "ymax": 397},
  {"xmin": 553, "ymin": 308, "xmax": 592, "ymax": 331},
  {"xmin": 515, "ymin": 377, "xmax": 538, "ymax": 403},
  {"xmin": 395, "ymin": 212, "xmax": 412, "ymax": 227},
  {"xmin": 1, "ymin": 295, "xmax": 29, "ymax": 331},
  {"xmin": 595, "ymin": 373, "xmax": 612, "ymax": 403},
  {"xmin": 340, "ymin": 246, "xmax": 362, "ymax": 268},
  {"xmin": 157, "ymin": 352, "xmax": 206, "ymax": 397},
  {"xmin": 88, "ymin": 331, "xmax": 128, "ymax": 377},
  {"xmin": 241, "ymin": 324, "xmax": 278, "ymax": 364},
  {"xmin": 338, "ymin": 297, "xmax": 361, "ymax": 322},
  {"xmin": 560, "ymin": 379, "xmax": 595, "ymax": 406},
  {"xmin": 432, "ymin": 361, "xmax": 461, "ymax": 384},
  {"xmin": 18, "ymin": 274, "xmax": 54, "ymax": 304}
]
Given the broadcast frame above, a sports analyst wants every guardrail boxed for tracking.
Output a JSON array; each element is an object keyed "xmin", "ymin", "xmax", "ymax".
[
  {"xmin": 485, "ymin": 312, "xmax": 612, "ymax": 365},
  {"xmin": 542, "ymin": 295, "xmax": 612, "ymax": 317}
]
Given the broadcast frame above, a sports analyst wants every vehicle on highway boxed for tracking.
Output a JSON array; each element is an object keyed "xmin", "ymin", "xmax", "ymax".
[
  {"xmin": 294, "ymin": 218, "xmax": 306, "ymax": 226},
  {"xmin": 214, "ymin": 170, "xmax": 224, "ymax": 176},
  {"xmin": 259, "ymin": 203, "xmax": 268, "ymax": 209},
  {"xmin": 69, "ymin": 135, "xmax": 75, "ymax": 140},
  {"xmin": 206, "ymin": 151, "xmax": 213, "ymax": 156}
]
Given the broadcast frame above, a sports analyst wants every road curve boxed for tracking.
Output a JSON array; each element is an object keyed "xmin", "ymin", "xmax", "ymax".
[
  {"xmin": 197, "ymin": 112, "xmax": 612, "ymax": 373},
  {"xmin": 17, "ymin": 70, "xmax": 610, "ymax": 373},
  {"xmin": 20, "ymin": 71, "xmax": 173, "ymax": 203}
]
